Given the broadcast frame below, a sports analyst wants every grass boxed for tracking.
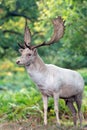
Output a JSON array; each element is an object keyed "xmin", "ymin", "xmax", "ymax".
[{"xmin": 0, "ymin": 59, "xmax": 87, "ymax": 125}]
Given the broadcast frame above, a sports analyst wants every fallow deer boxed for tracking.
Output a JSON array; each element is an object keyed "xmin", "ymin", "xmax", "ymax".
[{"xmin": 16, "ymin": 16, "xmax": 84, "ymax": 126}]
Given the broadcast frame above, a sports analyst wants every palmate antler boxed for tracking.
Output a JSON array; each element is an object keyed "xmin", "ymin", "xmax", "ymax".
[
  {"xmin": 18, "ymin": 19, "xmax": 31, "ymax": 49},
  {"xmin": 31, "ymin": 16, "xmax": 65, "ymax": 49},
  {"xmin": 18, "ymin": 16, "xmax": 65, "ymax": 49}
]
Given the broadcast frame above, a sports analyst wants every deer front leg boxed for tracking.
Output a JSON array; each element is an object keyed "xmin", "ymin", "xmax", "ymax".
[
  {"xmin": 42, "ymin": 95, "xmax": 48, "ymax": 125},
  {"xmin": 53, "ymin": 93, "xmax": 60, "ymax": 125}
]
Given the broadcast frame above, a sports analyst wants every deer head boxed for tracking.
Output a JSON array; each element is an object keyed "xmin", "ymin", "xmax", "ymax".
[{"xmin": 16, "ymin": 16, "xmax": 65, "ymax": 66}]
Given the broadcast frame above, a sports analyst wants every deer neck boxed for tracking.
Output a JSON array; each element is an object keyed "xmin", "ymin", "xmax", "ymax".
[{"xmin": 25, "ymin": 54, "xmax": 47, "ymax": 74}]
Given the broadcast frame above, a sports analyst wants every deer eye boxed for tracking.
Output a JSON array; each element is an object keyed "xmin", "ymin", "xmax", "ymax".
[{"xmin": 27, "ymin": 53, "xmax": 31, "ymax": 56}]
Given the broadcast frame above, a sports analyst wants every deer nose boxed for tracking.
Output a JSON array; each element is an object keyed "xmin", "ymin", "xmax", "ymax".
[{"xmin": 16, "ymin": 60, "xmax": 20, "ymax": 64}]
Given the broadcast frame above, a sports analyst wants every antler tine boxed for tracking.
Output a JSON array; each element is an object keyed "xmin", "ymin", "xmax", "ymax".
[
  {"xmin": 18, "ymin": 42, "xmax": 25, "ymax": 49},
  {"xmin": 24, "ymin": 19, "xmax": 31, "ymax": 47},
  {"xmin": 32, "ymin": 16, "xmax": 64, "ymax": 49},
  {"xmin": 24, "ymin": 42, "xmax": 31, "ymax": 49}
]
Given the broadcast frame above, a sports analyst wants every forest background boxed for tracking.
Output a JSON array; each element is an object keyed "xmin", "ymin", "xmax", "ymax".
[{"xmin": 0, "ymin": 0, "xmax": 87, "ymax": 128}]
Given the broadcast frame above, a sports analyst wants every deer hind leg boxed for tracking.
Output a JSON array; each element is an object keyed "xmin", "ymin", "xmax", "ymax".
[
  {"xmin": 53, "ymin": 93, "xmax": 60, "ymax": 125},
  {"xmin": 75, "ymin": 92, "xmax": 83, "ymax": 127},
  {"xmin": 66, "ymin": 99, "xmax": 77, "ymax": 126},
  {"xmin": 42, "ymin": 95, "xmax": 48, "ymax": 125}
]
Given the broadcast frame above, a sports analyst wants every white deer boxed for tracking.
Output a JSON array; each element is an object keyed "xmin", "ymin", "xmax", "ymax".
[{"xmin": 16, "ymin": 17, "xmax": 84, "ymax": 126}]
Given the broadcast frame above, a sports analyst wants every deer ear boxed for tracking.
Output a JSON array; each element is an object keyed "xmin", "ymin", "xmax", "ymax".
[
  {"xmin": 33, "ymin": 48, "xmax": 37, "ymax": 56},
  {"xmin": 19, "ymin": 49, "xmax": 23, "ymax": 54}
]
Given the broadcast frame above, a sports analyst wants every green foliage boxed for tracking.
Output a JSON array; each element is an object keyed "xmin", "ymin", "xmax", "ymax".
[
  {"xmin": 0, "ymin": 0, "xmax": 87, "ymax": 68},
  {"xmin": 0, "ymin": 89, "xmax": 43, "ymax": 122},
  {"xmin": 77, "ymin": 68, "xmax": 87, "ymax": 85}
]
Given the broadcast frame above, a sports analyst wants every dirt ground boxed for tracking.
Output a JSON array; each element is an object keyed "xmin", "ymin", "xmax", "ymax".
[{"xmin": 0, "ymin": 121, "xmax": 87, "ymax": 130}]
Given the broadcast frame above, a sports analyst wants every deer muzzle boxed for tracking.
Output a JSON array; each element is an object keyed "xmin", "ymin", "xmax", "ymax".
[{"xmin": 16, "ymin": 60, "xmax": 20, "ymax": 64}]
